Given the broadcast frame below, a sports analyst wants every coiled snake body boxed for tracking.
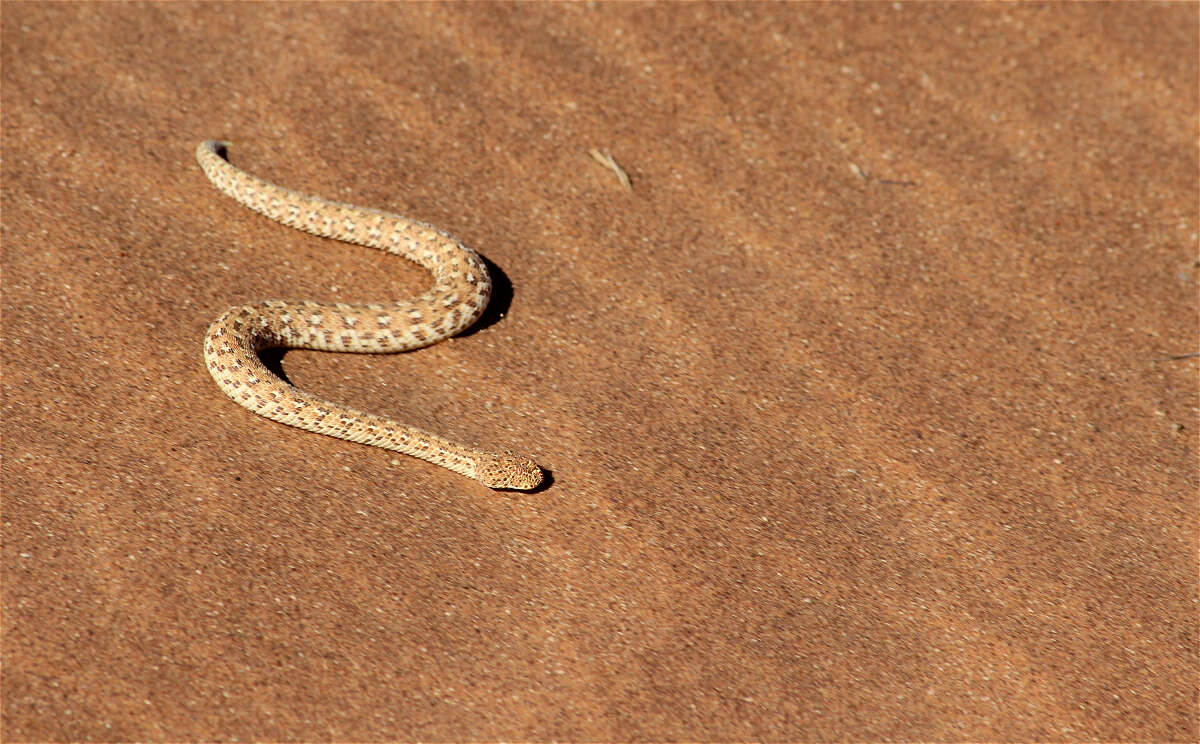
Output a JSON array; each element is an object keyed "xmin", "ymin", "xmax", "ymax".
[{"xmin": 197, "ymin": 141, "xmax": 543, "ymax": 490}]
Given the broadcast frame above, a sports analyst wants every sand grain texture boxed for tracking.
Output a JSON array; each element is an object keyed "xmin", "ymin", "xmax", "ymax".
[{"xmin": 2, "ymin": 3, "xmax": 1197, "ymax": 741}]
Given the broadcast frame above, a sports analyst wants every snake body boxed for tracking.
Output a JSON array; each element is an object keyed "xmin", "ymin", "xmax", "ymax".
[{"xmin": 197, "ymin": 141, "xmax": 543, "ymax": 490}]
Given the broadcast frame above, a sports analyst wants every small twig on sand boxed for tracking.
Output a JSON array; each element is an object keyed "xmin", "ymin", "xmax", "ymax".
[
  {"xmin": 850, "ymin": 162, "xmax": 916, "ymax": 187},
  {"xmin": 588, "ymin": 148, "xmax": 632, "ymax": 191},
  {"xmin": 1152, "ymin": 352, "xmax": 1200, "ymax": 362}
]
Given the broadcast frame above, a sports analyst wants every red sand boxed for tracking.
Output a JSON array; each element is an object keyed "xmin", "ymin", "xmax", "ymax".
[{"xmin": 3, "ymin": 3, "xmax": 1196, "ymax": 740}]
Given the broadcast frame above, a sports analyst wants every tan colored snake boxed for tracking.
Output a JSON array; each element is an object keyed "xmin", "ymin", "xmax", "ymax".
[{"xmin": 197, "ymin": 141, "xmax": 543, "ymax": 490}]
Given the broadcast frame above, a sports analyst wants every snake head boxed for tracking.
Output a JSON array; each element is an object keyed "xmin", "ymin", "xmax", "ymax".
[{"xmin": 474, "ymin": 452, "xmax": 544, "ymax": 491}]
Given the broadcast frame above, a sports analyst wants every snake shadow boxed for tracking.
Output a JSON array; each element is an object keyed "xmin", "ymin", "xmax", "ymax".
[{"xmin": 458, "ymin": 255, "xmax": 513, "ymax": 337}]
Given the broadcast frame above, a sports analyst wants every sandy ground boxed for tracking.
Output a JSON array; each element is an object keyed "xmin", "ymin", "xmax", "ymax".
[{"xmin": 2, "ymin": 2, "xmax": 1196, "ymax": 740}]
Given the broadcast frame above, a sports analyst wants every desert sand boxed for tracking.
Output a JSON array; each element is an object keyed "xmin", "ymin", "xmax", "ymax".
[{"xmin": 2, "ymin": 2, "xmax": 1196, "ymax": 740}]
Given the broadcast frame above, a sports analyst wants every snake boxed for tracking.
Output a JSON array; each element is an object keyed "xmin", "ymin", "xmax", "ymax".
[{"xmin": 197, "ymin": 141, "xmax": 543, "ymax": 490}]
